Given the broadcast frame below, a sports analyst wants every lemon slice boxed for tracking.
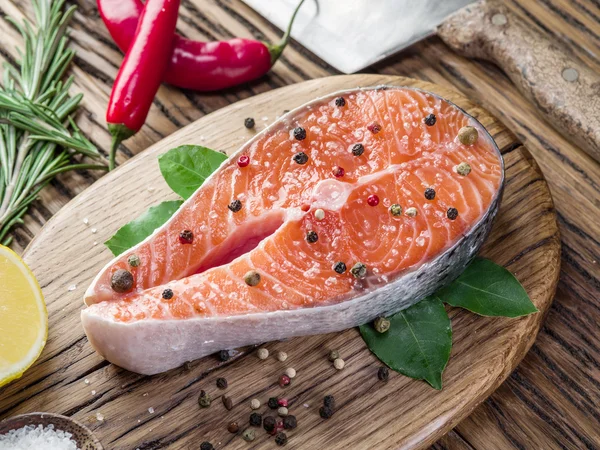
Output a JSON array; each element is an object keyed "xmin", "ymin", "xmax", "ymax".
[{"xmin": 0, "ymin": 245, "xmax": 47, "ymax": 387}]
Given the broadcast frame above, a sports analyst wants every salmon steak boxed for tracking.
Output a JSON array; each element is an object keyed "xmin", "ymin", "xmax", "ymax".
[{"xmin": 83, "ymin": 86, "xmax": 504, "ymax": 375}]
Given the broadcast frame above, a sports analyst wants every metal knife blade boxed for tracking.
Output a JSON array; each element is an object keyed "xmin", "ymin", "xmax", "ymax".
[{"xmin": 242, "ymin": 0, "xmax": 476, "ymax": 73}]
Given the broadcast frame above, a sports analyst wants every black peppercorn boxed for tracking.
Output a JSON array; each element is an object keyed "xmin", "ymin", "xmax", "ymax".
[
  {"xmin": 111, "ymin": 269, "xmax": 133, "ymax": 293},
  {"xmin": 306, "ymin": 231, "xmax": 318, "ymax": 243},
  {"xmin": 216, "ymin": 377, "xmax": 227, "ymax": 389},
  {"xmin": 268, "ymin": 397, "xmax": 279, "ymax": 409},
  {"xmin": 228, "ymin": 199, "xmax": 242, "ymax": 213},
  {"xmin": 200, "ymin": 442, "xmax": 214, "ymax": 450},
  {"xmin": 335, "ymin": 97, "xmax": 346, "ymax": 107},
  {"xmin": 319, "ymin": 405, "xmax": 334, "ymax": 419},
  {"xmin": 351, "ymin": 143, "xmax": 364, "ymax": 156},
  {"xmin": 323, "ymin": 395, "xmax": 335, "ymax": 408},
  {"xmin": 263, "ymin": 416, "xmax": 276, "ymax": 432},
  {"xmin": 447, "ymin": 207, "xmax": 459, "ymax": 220},
  {"xmin": 378, "ymin": 366, "xmax": 389, "ymax": 381},
  {"xmin": 293, "ymin": 152, "xmax": 308, "ymax": 165},
  {"xmin": 293, "ymin": 126, "xmax": 306, "ymax": 140},
  {"xmin": 283, "ymin": 415, "xmax": 297, "ymax": 430},
  {"xmin": 249, "ymin": 412, "xmax": 262, "ymax": 427},
  {"xmin": 162, "ymin": 288, "xmax": 173, "ymax": 300},
  {"xmin": 275, "ymin": 432, "xmax": 288, "ymax": 446},
  {"xmin": 424, "ymin": 113, "xmax": 436, "ymax": 126},
  {"xmin": 244, "ymin": 117, "xmax": 255, "ymax": 129},
  {"xmin": 424, "ymin": 188, "xmax": 436, "ymax": 200},
  {"xmin": 333, "ymin": 262, "xmax": 346, "ymax": 274},
  {"xmin": 219, "ymin": 349, "xmax": 232, "ymax": 361}
]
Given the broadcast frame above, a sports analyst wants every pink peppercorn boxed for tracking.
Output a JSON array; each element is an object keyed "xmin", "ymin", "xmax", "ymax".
[
  {"xmin": 237, "ymin": 155, "xmax": 250, "ymax": 167},
  {"xmin": 367, "ymin": 195, "xmax": 380, "ymax": 206},
  {"xmin": 279, "ymin": 374, "xmax": 291, "ymax": 387},
  {"xmin": 333, "ymin": 166, "xmax": 345, "ymax": 178},
  {"xmin": 277, "ymin": 398, "xmax": 289, "ymax": 407},
  {"xmin": 269, "ymin": 419, "xmax": 285, "ymax": 435},
  {"xmin": 367, "ymin": 122, "xmax": 381, "ymax": 134}
]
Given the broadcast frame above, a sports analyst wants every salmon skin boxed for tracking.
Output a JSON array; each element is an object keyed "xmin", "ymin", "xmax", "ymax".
[{"xmin": 83, "ymin": 86, "xmax": 504, "ymax": 375}]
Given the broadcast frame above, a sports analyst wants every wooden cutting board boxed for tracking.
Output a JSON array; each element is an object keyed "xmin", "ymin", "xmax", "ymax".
[{"xmin": 0, "ymin": 75, "xmax": 560, "ymax": 449}]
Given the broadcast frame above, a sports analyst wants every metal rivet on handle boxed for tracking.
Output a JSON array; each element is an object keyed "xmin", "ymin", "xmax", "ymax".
[
  {"xmin": 561, "ymin": 67, "xmax": 579, "ymax": 82},
  {"xmin": 491, "ymin": 13, "xmax": 508, "ymax": 26}
]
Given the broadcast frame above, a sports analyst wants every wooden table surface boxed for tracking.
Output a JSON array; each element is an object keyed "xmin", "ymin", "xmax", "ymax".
[{"xmin": 0, "ymin": 0, "xmax": 598, "ymax": 448}]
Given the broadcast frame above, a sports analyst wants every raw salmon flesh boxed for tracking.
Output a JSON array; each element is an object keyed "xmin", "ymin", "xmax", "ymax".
[{"xmin": 83, "ymin": 86, "xmax": 504, "ymax": 374}]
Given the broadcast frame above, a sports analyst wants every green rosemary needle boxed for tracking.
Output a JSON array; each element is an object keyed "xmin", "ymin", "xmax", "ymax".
[{"xmin": 0, "ymin": 0, "xmax": 107, "ymax": 245}]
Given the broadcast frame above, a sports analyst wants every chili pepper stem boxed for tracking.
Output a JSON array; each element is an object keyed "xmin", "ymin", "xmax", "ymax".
[
  {"xmin": 108, "ymin": 123, "xmax": 136, "ymax": 170},
  {"xmin": 267, "ymin": 0, "xmax": 307, "ymax": 65}
]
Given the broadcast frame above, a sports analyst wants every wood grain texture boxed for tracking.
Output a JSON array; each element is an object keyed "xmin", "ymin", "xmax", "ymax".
[
  {"xmin": 0, "ymin": 75, "xmax": 560, "ymax": 449},
  {"xmin": 0, "ymin": 0, "xmax": 598, "ymax": 448},
  {"xmin": 437, "ymin": 0, "xmax": 600, "ymax": 162}
]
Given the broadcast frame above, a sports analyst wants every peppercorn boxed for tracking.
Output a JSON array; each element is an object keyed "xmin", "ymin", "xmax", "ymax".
[
  {"xmin": 455, "ymin": 162, "xmax": 472, "ymax": 176},
  {"xmin": 405, "ymin": 207, "xmax": 418, "ymax": 217},
  {"xmin": 228, "ymin": 199, "xmax": 242, "ymax": 212},
  {"xmin": 127, "ymin": 254, "xmax": 140, "ymax": 267},
  {"xmin": 333, "ymin": 165, "xmax": 345, "ymax": 177},
  {"xmin": 250, "ymin": 399, "xmax": 261, "ymax": 410},
  {"xmin": 216, "ymin": 377, "xmax": 228, "ymax": 389},
  {"xmin": 335, "ymin": 97, "xmax": 346, "ymax": 107},
  {"xmin": 276, "ymin": 351, "xmax": 288, "ymax": 362},
  {"xmin": 333, "ymin": 262, "xmax": 347, "ymax": 274},
  {"xmin": 378, "ymin": 366, "xmax": 389, "ymax": 381},
  {"xmin": 323, "ymin": 395, "xmax": 335, "ymax": 408},
  {"xmin": 278, "ymin": 407, "xmax": 289, "ymax": 417},
  {"xmin": 111, "ymin": 269, "xmax": 133, "ymax": 293},
  {"xmin": 200, "ymin": 442, "xmax": 214, "ymax": 450},
  {"xmin": 279, "ymin": 374, "xmax": 291, "ymax": 387},
  {"xmin": 293, "ymin": 127, "xmax": 306, "ymax": 140},
  {"xmin": 350, "ymin": 262, "xmax": 367, "ymax": 279},
  {"xmin": 222, "ymin": 394, "xmax": 233, "ymax": 411},
  {"xmin": 284, "ymin": 368, "xmax": 296, "ymax": 378},
  {"xmin": 228, "ymin": 422, "xmax": 239, "ymax": 433},
  {"xmin": 249, "ymin": 412, "xmax": 262, "ymax": 427},
  {"xmin": 424, "ymin": 188, "xmax": 436, "ymax": 200},
  {"xmin": 374, "ymin": 316, "xmax": 391, "ymax": 333},
  {"xmin": 389, "ymin": 204, "xmax": 402, "ymax": 216},
  {"xmin": 447, "ymin": 207, "xmax": 459, "ymax": 220},
  {"xmin": 333, "ymin": 358, "xmax": 345, "ymax": 370},
  {"xmin": 244, "ymin": 270, "xmax": 261, "ymax": 286},
  {"xmin": 242, "ymin": 428, "xmax": 256, "ymax": 442},
  {"xmin": 219, "ymin": 349, "xmax": 232, "ymax": 361},
  {"xmin": 319, "ymin": 406, "xmax": 334, "ymax": 419},
  {"xmin": 457, "ymin": 126, "xmax": 478, "ymax": 145},
  {"xmin": 328, "ymin": 350, "xmax": 339, "ymax": 362},
  {"xmin": 351, "ymin": 143, "xmax": 364, "ymax": 156},
  {"xmin": 198, "ymin": 390, "xmax": 211, "ymax": 408},
  {"xmin": 283, "ymin": 415, "xmax": 297, "ymax": 430},
  {"xmin": 257, "ymin": 347, "xmax": 269, "ymax": 359},
  {"xmin": 367, "ymin": 122, "xmax": 381, "ymax": 134},
  {"xmin": 263, "ymin": 416, "xmax": 276, "ymax": 432},
  {"xmin": 179, "ymin": 229, "xmax": 193, "ymax": 244},
  {"xmin": 293, "ymin": 152, "xmax": 308, "ymax": 165},
  {"xmin": 268, "ymin": 397, "xmax": 279, "ymax": 409},
  {"xmin": 424, "ymin": 113, "xmax": 436, "ymax": 126},
  {"xmin": 162, "ymin": 288, "xmax": 174, "ymax": 300},
  {"xmin": 314, "ymin": 209, "xmax": 325, "ymax": 221},
  {"xmin": 275, "ymin": 432, "xmax": 288, "ymax": 446},
  {"xmin": 367, "ymin": 194, "xmax": 380, "ymax": 206},
  {"xmin": 277, "ymin": 398, "xmax": 289, "ymax": 407},
  {"xmin": 244, "ymin": 117, "xmax": 255, "ymax": 129},
  {"xmin": 237, "ymin": 155, "xmax": 250, "ymax": 167},
  {"xmin": 306, "ymin": 231, "xmax": 318, "ymax": 243}
]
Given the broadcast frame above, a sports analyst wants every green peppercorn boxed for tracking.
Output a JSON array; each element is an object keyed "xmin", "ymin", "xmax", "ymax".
[
  {"xmin": 216, "ymin": 377, "xmax": 227, "ymax": 389},
  {"xmin": 244, "ymin": 270, "xmax": 261, "ymax": 286},
  {"xmin": 275, "ymin": 432, "xmax": 288, "ymax": 446},
  {"xmin": 328, "ymin": 350, "xmax": 339, "ymax": 362},
  {"xmin": 374, "ymin": 316, "xmax": 391, "ymax": 333},
  {"xmin": 456, "ymin": 162, "xmax": 472, "ymax": 176},
  {"xmin": 198, "ymin": 390, "xmax": 211, "ymax": 408},
  {"xmin": 457, "ymin": 126, "xmax": 478, "ymax": 145},
  {"xmin": 350, "ymin": 262, "xmax": 367, "ymax": 279},
  {"xmin": 242, "ymin": 428, "xmax": 256, "ymax": 442},
  {"xmin": 111, "ymin": 269, "xmax": 133, "ymax": 293},
  {"xmin": 127, "ymin": 254, "xmax": 140, "ymax": 267},
  {"xmin": 389, "ymin": 204, "xmax": 402, "ymax": 216}
]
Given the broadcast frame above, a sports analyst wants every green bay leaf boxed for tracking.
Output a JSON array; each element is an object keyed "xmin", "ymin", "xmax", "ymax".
[
  {"xmin": 158, "ymin": 145, "xmax": 227, "ymax": 199},
  {"xmin": 104, "ymin": 200, "xmax": 183, "ymax": 256},
  {"xmin": 437, "ymin": 257, "xmax": 538, "ymax": 317},
  {"xmin": 360, "ymin": 296, "xmax": 452, "ymax": 389}
]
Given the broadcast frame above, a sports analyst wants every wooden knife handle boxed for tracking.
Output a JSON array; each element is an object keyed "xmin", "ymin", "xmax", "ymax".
[{"xmin": 437, "ymin": 0, "xmax": 600, "ymax": 162}]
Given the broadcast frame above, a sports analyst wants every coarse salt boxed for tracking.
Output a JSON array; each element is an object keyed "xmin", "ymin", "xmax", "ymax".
[
  {"xmin": 0, "ymin": 424, "xmax": 80, "ymax": 450},
  {"xmin": 148, "ymin": 407, "xmax": 154, "ymax": 414}
]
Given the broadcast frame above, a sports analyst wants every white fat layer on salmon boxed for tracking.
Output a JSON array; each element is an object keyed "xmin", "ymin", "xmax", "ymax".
[{"xmin": 82, "ymin": 85, "xmax": 504, "ymax": 374}]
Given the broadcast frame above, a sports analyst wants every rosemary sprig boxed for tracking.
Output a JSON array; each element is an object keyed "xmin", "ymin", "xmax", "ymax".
[{"xmin": 0, "ymin": 0, "xmax": 107, "ymax": 246}]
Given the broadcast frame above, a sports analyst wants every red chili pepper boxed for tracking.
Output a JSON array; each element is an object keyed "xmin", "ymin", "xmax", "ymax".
[
  {"xmin": 106, "ymin": 0, "xmax": 180, "ymax": 170},
  {"xmin": 98, "ymin": 0, "xmax": 306, "ymax": 91}
]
